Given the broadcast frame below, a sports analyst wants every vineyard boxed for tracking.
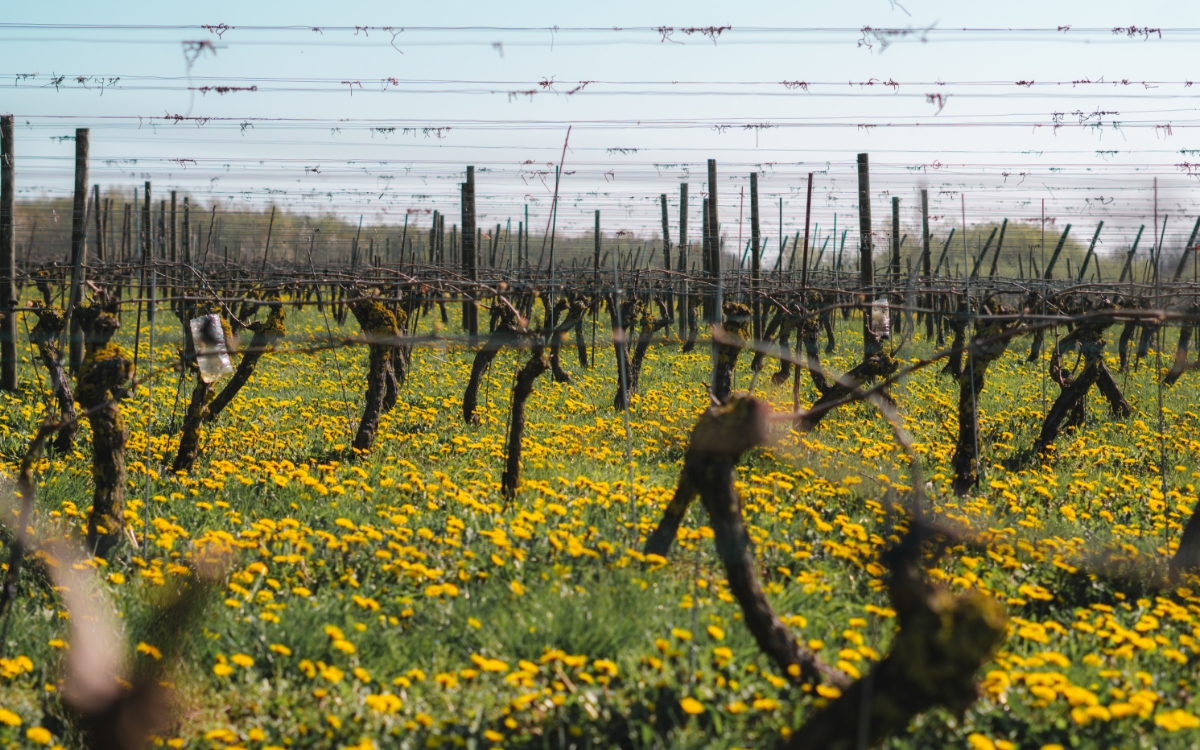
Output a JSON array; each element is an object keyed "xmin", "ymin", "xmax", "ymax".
[{"xmin": 3, "ymin": 12, "xmax": 1200, "ymax": 750}]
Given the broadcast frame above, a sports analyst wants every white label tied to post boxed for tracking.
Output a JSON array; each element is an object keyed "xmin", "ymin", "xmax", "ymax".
[
  {"xmin": 189, "ymin": 314, "xmax": 235, "ymax": 384},
  {"xmin": 870, "ymin": 298, "xmax": 891, "ymax": 340}
]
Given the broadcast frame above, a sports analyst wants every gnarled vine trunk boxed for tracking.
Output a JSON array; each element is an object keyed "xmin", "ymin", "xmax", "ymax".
[
  {"xmin": 548, "ymin": 298, "xmax": 587, "ymax": 384},
  {"xmin": 75, "ymin": 301, "xmax": 133, "ymax": 557},
  {"xmin": 611, "ymin": 297, "xmax": 640, "ymax": 410},
  {"xmin": 172, "ymin": 301, "xmax": 235, "ymax": 474},
  {"xmin": 27, "ymin": 304, "xmax": 78, "ymax": 453},
  {"xmin": 785, "ymin": 520, "xmax": 1007, "ymax": 750},
  {"xmin": 173, "ymin": 377, "xmax": 214, "ymax": 474},
  {"xmin": 463, "ymin": 307, "xmax": 518, "ymax": 425},
  {"xmin": 680, "ymin": 295, "xmax": 699, "ymax": 354},
  {"xmin": 573, "ymin": 317, "xmax": 589, "ymax": 368},
  {"xmin": 795, "ymin": 325, "xmax": 897, "ymax": 433},
  {"xmin": 1163, "ymin": 305, "xmax": 1199, "ymax": 387},
  {"xmin": 205, "ymin": 303, "xmax": 286, "ymax": 422},
  {"xmin": 629, "ymin": 299, "xmax": 670, "ymax": 394},
  {"xmin": 749, "ymin": 305, "xmax": 785, "ymax": 373},
  {"xmin": 711, "ymin": 302, "xmax": 751, "ymax": 404},
  {"xmin": 501, "ymin": 340, "xmax": 548, "ymax": 501},
  {"xmin": 947, "ymin": 301, "xmax": 1017, "ymax": 496},
  {"xmin": 644, "ymin": 395, "xmax": 845, "ymax": 687},
  {"xmin": 350, "ymin": 294, "xmax": 401, "ymax": 453},
  {"xmin": 1025, "ymin": 303, "xmax": 1129, "ymax": 460},
  {"xmin": 769, "ymin": 311, "xmax": 797, "ymax": 386}
]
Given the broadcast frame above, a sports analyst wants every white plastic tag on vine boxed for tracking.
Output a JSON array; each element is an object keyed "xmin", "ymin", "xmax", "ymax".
[
  {"xmin": 871, "ymin": 298, "xmax": 891, "ymax": 340},
  {"xmin": 189, "ymin": 313, "xmax": 235, "ymax": 384}
]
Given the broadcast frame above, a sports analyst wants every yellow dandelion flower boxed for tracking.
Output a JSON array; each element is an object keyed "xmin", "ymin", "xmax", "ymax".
[
  {"xmin": 231, "ymin": 654, "xmax": 254, "ymax": 668},
  {"xmin": 136, "ymin": 642, "xmax": 162, "ymax": 660},
  {"xmin": 679, "ymin": 697, "xmax": 705, "ymax": 715}
]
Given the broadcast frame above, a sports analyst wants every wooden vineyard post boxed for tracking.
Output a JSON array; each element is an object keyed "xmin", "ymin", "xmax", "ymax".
[
  {"xmin": 141, "ymin": 181, "xmax": 151, "ymax": 261},
  {"xmin": 776, "ymin": 197, "xmax": 784, "ymax": 274},
  {"xmin": 678, "ymin": 182, "xmax": 689, "ymax": 324},
  {"xmin": 707, "ymin": 159, "xmax": 720, "ymax": 324},
  {"xmin": 546, "ymin": 165, "xmax": 561, "ymax": 329},
  {"xmin": 183, "ymin": 197, "xmax": 191, "ymax": 265},
  {"xmin": 792, "ymin": 172, "xmax": 815, "ymax": 412},
  {"xmin": 350, "ymin": 214, "xmax": 362, "ymax": 268},
  {"xmin": 430, "ymin": 210, "xmax": 439, "ymax": 265},
  {"xmin": 988, "ymin": 218, "xmax": 1009, "ymax": 278},
  {"xmin": 105, "ymin": 196, "xmax": 113, "ymax": 262},
  {"xmin": 67, "ymin": 128, "xmax": 90, "ymax": 374},
  {"xmin": 590, "ymin": 209, "xmax": 600, "ymax": 368},
  {"xmin": 399, "ymin": 213, "xmax": 409, "ymax": 268},
  {"xmin": 1043, "ymin": 224, "xmax": 1072, "ymax": 280},
  {"xmin": 749, "ymin": 173, "xmax": 761, "ymax": 341},
  {"xmin": 130, "ymin": 181, "xmax": 149, "ymax": 375},
  {"xmin": 93, "ymin": 185, "xmax": 105, "ymax": 263},
  {"xmin": 261, "ymin": 206, "xmax": 276, "ymax": 271},
  {"xmin": 660, "ymin": 193, "xmax": 673, "ymax": 331},
  {"xmin": 800, "ymin": 172, "xmax": 813, "ymax": 289},
  {"xmin": 120, "ymin": 203, "xmax": 130, "ymax": 261},
  {"xmin": 1077, "ymin": 221, "xmax": 1104, "ymax": 281},
  {"xmin": 593, "ymin": 210, "xmax": 601, "ymax": 287},
  {"xmin": 1170, "ymin": 216, "xmax": 1200, "ymax": 282},
  {"xmin": 891, "ymin": 195, "xmax": 902, "ymax": 335},
  {"xmin": 461, "ymin": 165, "xmax": 478, "ymax": 343},
  {"xmin": 793, "ymin": 157, "xmax": 897, "ymax": 432},
  {"xmin": 891, "ymin": 196, "xmax": 901, "ymax": 283},
  {"xmin": 0, "ymin": 114, "xmax": 15, "ymax": 391},
  {"xmin": 170, "ymin": 190, "xmax": 177, "ymax": 263},
  {"xmin": 921, "ymin": 188, "xmax": 932, "ymax": 338},
  {"xmin": 857, "ymin": 153, "xmax": 878, "ymax": 356},
  {"xmin": 706, "ymin": 160, "xmax": 722, "ymax": 392},
  {"xmin": 699, "ymin": 200, "xmax": 710, "ymax": 341}
]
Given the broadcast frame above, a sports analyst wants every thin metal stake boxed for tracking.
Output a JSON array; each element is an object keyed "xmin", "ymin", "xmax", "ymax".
[
  {"xmin": 1154, "ymin": 178, "xmax": 1168, "ymax": 497},
  {"xmin": 962, "ymin": 195, "xmax": 983, "ymax": 485},
  {"xmin": 143, "ymin": 268, "xmax": 156, "ymax": 541},
  {"xmin": 613, "ymin": 249, "xmax": 636, "ymax": 539}
]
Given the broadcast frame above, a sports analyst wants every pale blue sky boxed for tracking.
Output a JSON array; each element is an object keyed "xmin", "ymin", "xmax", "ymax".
[{"xmin": 3, "ymin": 1, "xmax": 1199, "ymax": 251}]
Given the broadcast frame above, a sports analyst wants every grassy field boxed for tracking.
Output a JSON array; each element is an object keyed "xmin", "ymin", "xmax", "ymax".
[{"xmin": 2, "ymin": 298, "xmax": 1200, "ymax": 750}]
